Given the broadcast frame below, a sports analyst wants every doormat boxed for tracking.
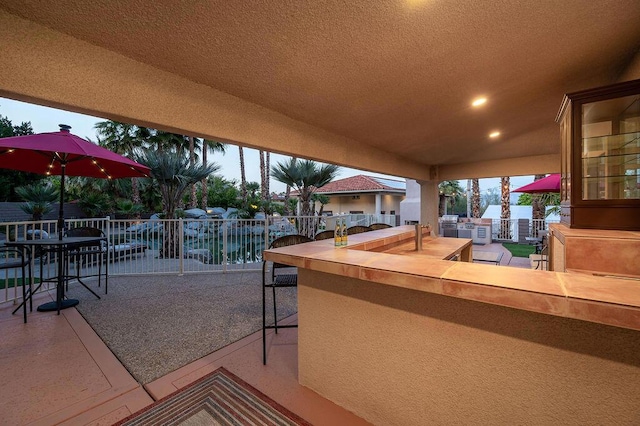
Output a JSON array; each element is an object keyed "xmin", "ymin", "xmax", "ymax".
[{"xmin": 116, "ymin": 367, "xmax": 311, "ymax": 425}]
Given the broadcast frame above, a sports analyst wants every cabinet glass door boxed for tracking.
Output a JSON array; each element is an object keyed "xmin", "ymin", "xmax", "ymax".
[{"xmin": 581, "ymin": 95, "xmax": 640, "ymax": 200}]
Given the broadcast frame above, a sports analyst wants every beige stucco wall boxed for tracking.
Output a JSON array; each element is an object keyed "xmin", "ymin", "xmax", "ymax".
[
  {"xmin": 325, "ymin": 194, "xmax": 403, "ymax": 215},
  {"xmin": 438, "ymin": 153, "xmax": 560, "ymax": 181},
  {"xmin": 298, "ymin": 269, "xmax": 640, "ymax": 425}
]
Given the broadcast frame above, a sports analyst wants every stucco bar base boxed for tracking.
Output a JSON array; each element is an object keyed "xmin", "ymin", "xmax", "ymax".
[{"xmin": 298, "ymin": 269, "xmax": 640, "ymax": 426}]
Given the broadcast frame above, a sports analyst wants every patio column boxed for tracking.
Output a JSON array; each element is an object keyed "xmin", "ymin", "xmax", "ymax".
[
  {"xmin": 417, "ymin": 180, "xmax": 439, "ymax": 235},
  {"xmin": 375, "ymin": 194, "xmax": 381, "ymax": 215}
]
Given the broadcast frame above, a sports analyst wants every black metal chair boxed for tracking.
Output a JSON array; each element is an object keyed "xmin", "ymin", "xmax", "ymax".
[
  {"xmin": 262, "ymin": 234, "xmax": 313, "ymax": 364},
  {"xmin": 533, "ymin": 234, "xmax": 549, "ymax": 270},
  {"xmin": 314, "ymin": 230, "xmax": 335, "ymax": 241},
  {"xmin": 369, "ymin": 223, "xmax": 392, "ymax": 231},
  {"xmin": 64, "ymin": 227, "xmax": 108, "ymax": 298},
  {"xmin": 347, "ymin": 225, "xmax": 372, "ymax": 235},
  {"xmin": 2, "ymin": 247, "xmax": 32, "ymax": 323}
]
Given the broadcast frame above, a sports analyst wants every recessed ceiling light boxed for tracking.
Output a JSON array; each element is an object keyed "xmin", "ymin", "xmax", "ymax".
[
  {"xmin": 472, "ymin": 97, "xmax": 487, "ymax": 107},
  {"xmin": 489, "ymin": 131, "xmax": 501, "ymax": 138}
]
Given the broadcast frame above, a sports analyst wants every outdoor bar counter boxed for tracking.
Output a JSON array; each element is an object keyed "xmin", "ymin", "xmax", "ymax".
[{"xmin": 264, "ymin": 225, "xmax": 640, "ymax": 425}]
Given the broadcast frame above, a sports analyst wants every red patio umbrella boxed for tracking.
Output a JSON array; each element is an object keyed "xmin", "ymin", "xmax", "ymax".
[
  {"xmin": 512, "ymin": 174, "xmax": 560, "ymax": 193},
  {"xmin": 0, "ymin": 124, "xmax": 150, "ymax": 239}
]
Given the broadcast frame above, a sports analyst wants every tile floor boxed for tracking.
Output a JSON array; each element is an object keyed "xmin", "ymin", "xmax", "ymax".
[{"xmin": 0, "ymin": 289, "xmax": 369, "ymax": 425}]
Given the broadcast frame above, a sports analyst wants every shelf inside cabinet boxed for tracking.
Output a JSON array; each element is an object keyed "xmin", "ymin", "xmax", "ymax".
[
  {"xmin": 582, "ymin": 131, "xmax": 640, "ymax": 156},
  {"xmin": 582, "ymin": 155, "xmax": 640, "ymax": 169}
]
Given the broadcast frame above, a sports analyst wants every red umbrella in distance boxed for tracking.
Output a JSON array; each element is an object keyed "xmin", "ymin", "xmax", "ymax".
[
  {"xmin": 512, "ymin": 174, "xmax": 561, "ymax": 194},
  {"xmin": 0, "ymin": 124, "xmax": 150, "ymax": 238}
]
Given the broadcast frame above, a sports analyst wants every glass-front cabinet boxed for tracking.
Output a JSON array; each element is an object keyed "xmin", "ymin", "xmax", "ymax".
[{"xmin": 557, "ymin": 79, "xmax": 640, "ymax": 230}]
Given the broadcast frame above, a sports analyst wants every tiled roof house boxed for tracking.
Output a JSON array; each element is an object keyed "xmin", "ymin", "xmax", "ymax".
[{"xmin": 292, "ymin": 175, "xmax": 405, "ymax": 218}]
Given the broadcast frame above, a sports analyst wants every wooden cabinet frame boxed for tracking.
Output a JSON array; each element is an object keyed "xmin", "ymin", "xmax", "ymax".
[{"xmin": 556, "ymin": 79, "xmax": 640, "ymax": 230}]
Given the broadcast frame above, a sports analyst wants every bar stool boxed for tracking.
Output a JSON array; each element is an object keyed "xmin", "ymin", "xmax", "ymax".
[
  {"xmin": 2, "ymin": 246, "xmax": 33, "ymax": 323},
  {"xmin": 313, "ymin": 230, "xmax": 335, "ymax": 240},
  {"xmin": 262, "ymin": 234, "xmax": 313, "ymax": 364}
]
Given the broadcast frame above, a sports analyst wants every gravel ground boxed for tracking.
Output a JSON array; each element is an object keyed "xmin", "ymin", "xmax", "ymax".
[{"xmin": 66, "ymin": 270, "xmax": 297, "ymax": 384}]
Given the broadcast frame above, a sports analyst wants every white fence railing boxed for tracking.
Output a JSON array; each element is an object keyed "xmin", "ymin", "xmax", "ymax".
[
  {"xmin": 0, "ymin": 214, "xmax": 394, "ymax": 304},
  {"xmin": 0, "ymin": 218, "xmax": 109, "ymax": 304},
  {"xmin": 490, "ymin": 218, "xmax": 559, "ymax": 242},
  {"xmin": 1, "ymin": 214, "xmax": 557, "ymax": 305}
]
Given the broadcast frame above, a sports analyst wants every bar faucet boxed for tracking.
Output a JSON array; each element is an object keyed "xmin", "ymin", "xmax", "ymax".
[{"xmin": 415, "ymin": 223, "xmax": 430, "ymax": 251}]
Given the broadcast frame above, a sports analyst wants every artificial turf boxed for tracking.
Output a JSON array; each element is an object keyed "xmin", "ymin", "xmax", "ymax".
[{"xmin": 501, "ymin": 242, "xmax": 536, "ymax": 258}]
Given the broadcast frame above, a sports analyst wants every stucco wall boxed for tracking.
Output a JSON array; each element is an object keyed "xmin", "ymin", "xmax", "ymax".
[
  {"xmin": 400, "ymin": 179, "xmax": 421, "ymax": 224},
  {"xmin": 298, "ymin": 269, "xmax": 640, "ymax": 425},
  {"xmin": 326, "ymin": 194, "xmax": 403, "ymax": 215}
]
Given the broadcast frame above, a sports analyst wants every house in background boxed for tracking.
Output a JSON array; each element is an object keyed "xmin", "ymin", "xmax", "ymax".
[{"xmin": 293, "ymin": 175, "xmax": 405, "ymax": 219}]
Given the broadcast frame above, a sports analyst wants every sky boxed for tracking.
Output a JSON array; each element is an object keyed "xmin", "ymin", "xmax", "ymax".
[{"xmin": 0, "ymin": 97, "xmax": 536, "ymax": 195}]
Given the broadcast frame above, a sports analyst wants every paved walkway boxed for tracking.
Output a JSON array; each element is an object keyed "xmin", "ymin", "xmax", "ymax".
[
  {"xmin": 472, "ymin": 242, "xmax": 532, "ymax": 269},
  {"xmin": 0, "ymin": 276, "xmax": 368, "ymax": 426}
]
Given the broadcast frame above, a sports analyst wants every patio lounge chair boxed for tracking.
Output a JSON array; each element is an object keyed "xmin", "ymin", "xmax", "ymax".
[
  {"xmin": 262, "ymin": 234, "xmax": 313, "ymax": 364},
  {"xmin": 111, "ymin": 242, "xmax": 148, "ymax": 262}
]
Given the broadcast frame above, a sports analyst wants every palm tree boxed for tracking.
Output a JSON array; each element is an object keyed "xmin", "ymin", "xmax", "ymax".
[
  {"xmin": 150, "ymin": 131, "xmax": 193, "ymax": 154},
  {"xmin": 471, "ymin": 178, "xmax": 481, "ymax": 218},
  {"xmin": 530, "ymin": 174, "xmax": 547, "ymax": 236},
  {"xmin": 200, "ymin": 140, "xmax": 226, "ymax": 210},
  {"xmin": 438, "ymin": 180, "xmax": 464, "ymax": 216},
  {"xmin": 531, "ymin": 174, "xmax": 546, "ymax": 220},
  {"xmin": 259, "ymin": 151, "xmax": 271, "ymax": 203},
  {"xmin": 500, "ymin": 176, "xmax": 511, "ymax": 239},
  {"xmin": 95, "ymin": 120, "xmax": 146, "ymax": 206},
  {"xmin": 265, "ymin": 151, "xmax": 270, "ymax": 199},
  {"xmin": 271, "ymin": 159, "xmax": 340, "ymax": 217},
  {"xmin": 137, "ymin": 150, "xmax": 219, "ymax": 258},
  {"xmin": 15, "ymin": 183, "xmax": 58, "ymax": 221},
  {"xmin": 283, "ymin": 157, "xmax": 297, "ymax": 215},
  {"xmin": 271, "ymin": 159, "xmax": 339, "ymax": 237},
  {"xmin": 238, "ymin": 146, "xmax": 247, "ymax": 202},
  {"xmin": 259, "ymin": 150, "xmax": 266, "ymax": 201},
  {"xmin": 188, "ymin": 136, "xmax": 198, "ymax": 208},
  {"xmin": 311, "ymin": 193, "xmax": 330, "ymax": 216}
]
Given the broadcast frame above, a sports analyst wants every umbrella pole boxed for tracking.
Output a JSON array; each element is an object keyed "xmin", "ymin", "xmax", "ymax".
[
  {"xmin": 58, "ymin": 164, "xmax": 65, "ymax": 240},
  {"xmin": 56, "ymin": 164, "xmax": 66, "ymax": 314}
]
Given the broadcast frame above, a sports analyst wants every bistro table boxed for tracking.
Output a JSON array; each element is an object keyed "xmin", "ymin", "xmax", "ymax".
[{"xmin": 5, "ymin": 236, "xmax": 106, "ymax": 313}]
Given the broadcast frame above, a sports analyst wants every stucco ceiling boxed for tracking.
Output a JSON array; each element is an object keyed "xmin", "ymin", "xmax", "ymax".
[{"xmin": 1, "ymin": 0, "xmax": 640, "ymax": 168}]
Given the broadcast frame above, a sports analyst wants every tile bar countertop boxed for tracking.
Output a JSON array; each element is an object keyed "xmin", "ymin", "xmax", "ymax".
[{"xmin": 264, "ymin": 225, "xmax": 640, "ymax": 332}]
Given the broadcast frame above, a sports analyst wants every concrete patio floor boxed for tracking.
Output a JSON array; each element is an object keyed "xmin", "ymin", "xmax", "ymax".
[
  {"xmin": 0, "ymin": 281, "xmax": 370, "ymax": 425},
  {"xmin": 0, "ymin": 242, "xmax": 533, "ymax": 425}
]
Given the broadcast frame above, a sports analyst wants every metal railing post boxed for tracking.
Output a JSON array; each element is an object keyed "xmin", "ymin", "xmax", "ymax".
[
  {"xmin": 264, "ymin": 217, "xmax": 269, "ymax": 259},
  {"xmin": 222, "ymin": 221, "xmax": 228, "ymax": 273},
  {"xmin": 106, "ymin": 216, "xmax": 111, "ymax": 265},
  {"xmin": 178, "ymin": 219, "xmax": 184, "ymax": 275}
]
